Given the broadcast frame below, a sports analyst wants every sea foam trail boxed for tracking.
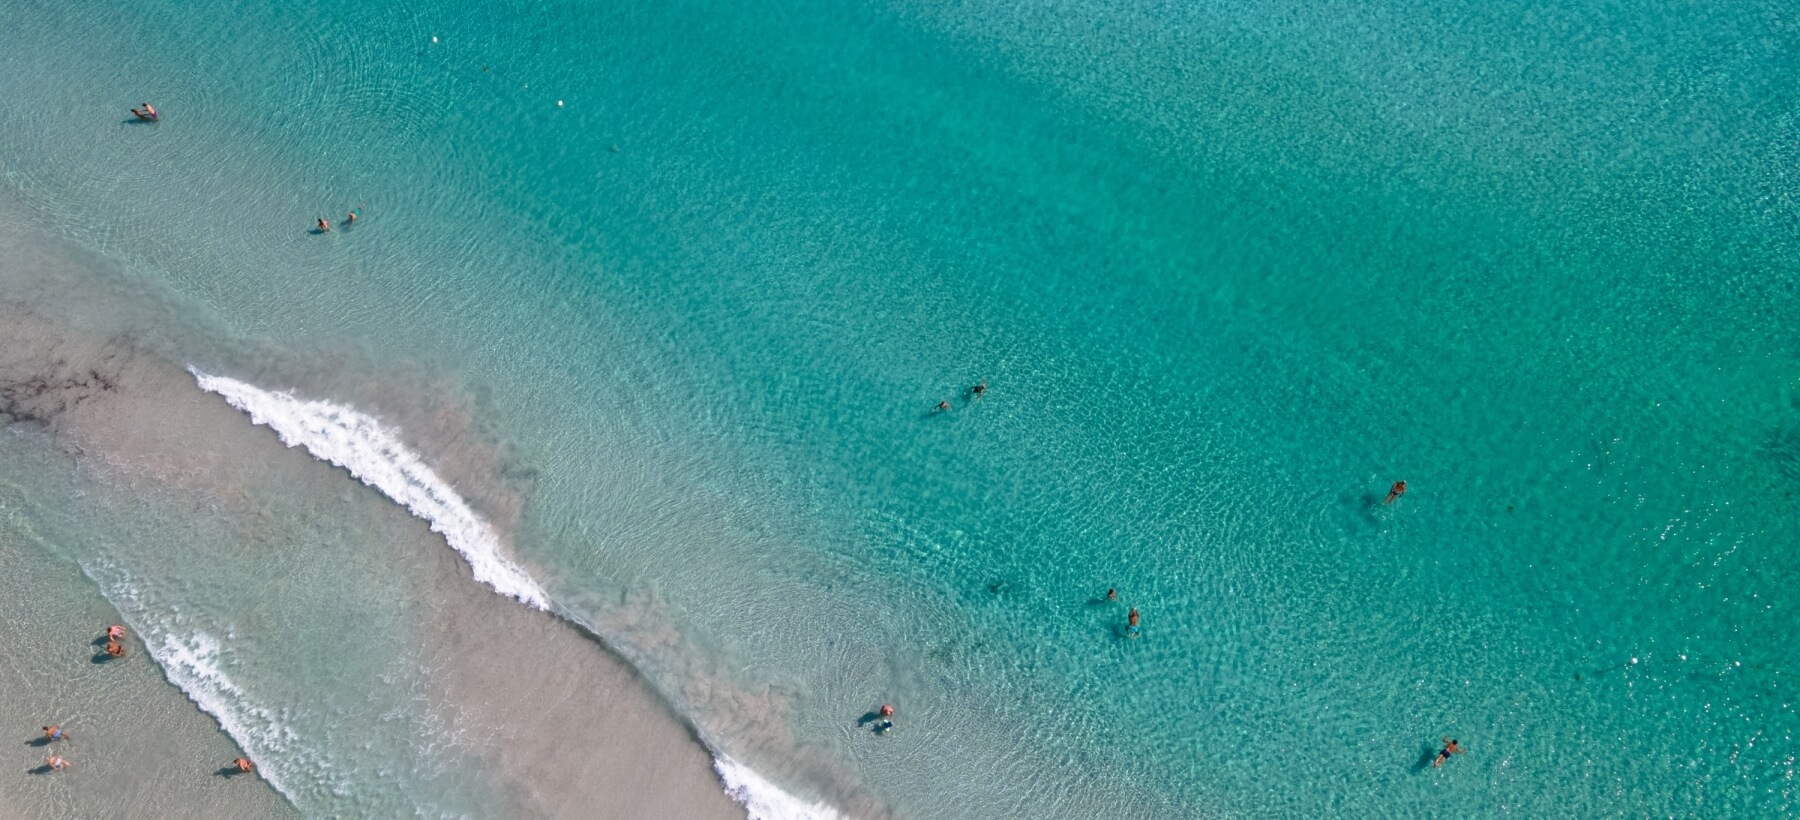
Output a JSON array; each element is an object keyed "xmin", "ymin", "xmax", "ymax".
[
  {"xmin": 190, "ymin": 369, "xmax": 841, "ymax": 820},
  {"xmin": 86, "ymin": 563, "xmax": 323, "ymax": 806},
  {"xmin": 717, "ymin": 757, "xmax": 847, "ymax": 820},
  {"xmin": 189, "ymin": 368, "xmax": 550, "ymax": 609}
]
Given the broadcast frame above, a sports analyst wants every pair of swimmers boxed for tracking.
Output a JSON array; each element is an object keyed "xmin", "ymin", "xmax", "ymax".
[
  {"xmin": 931, "ymin": 380, "xmax": 988, "ymax": 413},
  {"xmin": 874, "ymin": 703, "xmax": 895, "ymax": 734},
  {"xmin": 130, "ymin": 102, "xmax": 157, "ymax": 122},
  {"xmin": 315, "ymin": 209, "xmax": 360, "ymax": 232},
  {"xmin": 105, "ymin": 624, "xmax": 126, "ymax": 658},
  {"xmin": 42, "ymin": 726, "xmax": 70, "ymax": 771}
]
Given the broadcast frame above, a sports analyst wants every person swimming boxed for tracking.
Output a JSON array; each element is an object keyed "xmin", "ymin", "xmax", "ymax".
[
  {"xmin": 106, "ymin": 625, "xmax": 125, "ymax": 640},
  {"xmin": 1106, "ymin": 588, "xmax": 1118, "ymax": 601},
  {"xmin": 234, "ymin": 757, "xmax": 254, "ymax": 773},
  {"xmin": 1127, "ymin": 607, "xmax": 1141, "ymax": 637},
  {"xmin": 1384, "ymin": 480, "xmax": 1407, "ymax": 505},
  {"xmin": 971, "ymin": 380, "xmax": 987, "ymax": 399},
  {"xmin": 934, "ymin": 400, "xmax": 951, "ymax": 413},
  {"xmin": 345, "ymin": 209, "xmax": 358, "ymax": 225},
  {"xmin": 130, "ymin": 102, "xmax": 157, "ymax": 122},
  {"xmin": 105, "ymin": 639, "xmax": 124, "ymax": 658},
  {"xmin": 316, "ymin": 217, "xmax": 331, "ymax": 232},
  {"xmin": 1433, "ymin": 738, "xmax": 1463, "ymax": 767},
  {"xmin": 42, "ymin": 726, "xmax": 63, "ymax": 742}
]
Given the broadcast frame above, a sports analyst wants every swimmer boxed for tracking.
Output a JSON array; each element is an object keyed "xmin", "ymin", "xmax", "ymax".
[
  {"xmin": 346, "ymin": 209, "xmax": 358, "ymax": 225},
  {"xmin": 1433, "ymin": 738, "xmax": 1463, "ymax": 767},
  {"xmin": 131, "ymin": 103, "xmax": 157, "ymax": 122},
  {"xmin": 106, "ymin": 625, "xmax": 125, "ymax": 640},
  {"xmin": 42, "ymin": 726, "xmax": 63, "ymax": 742},
  {"xmin": 316, "ymin": 217, "xmax": 330, "ymax": 232},
  {"xmin": 934, "ymin": 401, "xmax": 951, "ymax": 413},
  {"xmin": 879, "ymin": 704, "xmax": 894, "ymax": 717},
  {"xmin": 874, "ymin": 719, "xmax": 894, "ymax": 734},
  {"xmin": 1106, "ymin": 588, "xmax": 1118, "ymax": 601},
  {"xmin": 1127, "ymin": 607, "xmax": 1141, "ymax": 638},
  {"xmin": 105, "ymin": 640, "xmax": 124, "ymax": 658},
  {"xmin": 971, "ymin": 380, "xmax": 987, "ymax": 399},
  {"xmin": 46, "ymin": 754, "xmax": 69, "ymax": 771},
  {"xmin": 1384, "ymin": 480, "xmax": 1407, "ymax": 505},
  {"xmin": 234, "ymin": 757, "xmax": 254, "ymax": 773}
]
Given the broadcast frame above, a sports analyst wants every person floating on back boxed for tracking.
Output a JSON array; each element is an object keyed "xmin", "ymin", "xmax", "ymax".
[
  {"xmin": 234, "ymin": 757, "xmax": 254, "ymax": 773},
  {"xmin": 130, "ymin": 102, "xmax": 157, "ymax": 122},
  {"xmin": 1127, "ymin": 607, "xmax": 1141, "ymax": 638},
  {"xmin": 1384, "ymin": 480, "xmax": 1407, "ymax": 505},
  {"xmin": 1433, "ymin": 738, "xmax": 1463, "ymax": 767},
  {"xmin": 106, "ymin": 624, "xmax": 125, "ymax": 641},
  {"xmin": 42, "ymin": 725, "xmax": 63, "ymax": 742},
  {"xmin": 971, "ymin": 380, "xmax": 986, "ymax": 400},
  {"xmin": 105, "ymin": 639, "xmax": 125, "ymax": 658},
  {"xmin": 46, "ymin": 754, "xmax": 69, "ymax": 771}
]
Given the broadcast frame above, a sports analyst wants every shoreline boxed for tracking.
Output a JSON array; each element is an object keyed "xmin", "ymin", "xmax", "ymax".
[{"xmin": 0, "ymin": 216, "xmax": 766, "ymax": 818}]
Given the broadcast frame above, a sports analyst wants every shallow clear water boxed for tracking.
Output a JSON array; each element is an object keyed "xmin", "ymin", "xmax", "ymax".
[{"xmin": 1, "ymin": 0, "xmax": 1797, "ymax": 815}]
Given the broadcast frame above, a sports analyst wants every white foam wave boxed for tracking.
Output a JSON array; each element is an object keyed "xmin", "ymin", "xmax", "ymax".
[
  {"xmin": 191, "ymin": 369, "xmax": 842, "ymax": 819},
  {"xmin": 189, "ymin": 368, "xmax": 550, "ymax": 609},
  {"xmin": 87, "ymin": 566, "xmax": 319, "ymax": 804},
  {"xmin": 715, "ymin": 756, "xmax": 846, "ymax": 820}
]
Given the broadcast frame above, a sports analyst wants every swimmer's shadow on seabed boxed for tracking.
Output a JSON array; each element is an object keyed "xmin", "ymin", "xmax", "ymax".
[
  {"xmin": 91, "ymin": 650, "xmax": 122, "ymax": 665},
  {"xmin": 26, "ymin": 764, "xmax": 55, "ymax": 775},
  {"xmin": 24, "ymin": 736, "xmax": 55, "ymax": 748},
  {"xmin": 120, "ymin": 118, "xmax": 157, "ymax": 126},
  {"xmin": 215, "ymin": 766, "xmax": 251, "ymax": 778},
  {"xmin": 1411, "ymin": 745, "xmax": 1439, "ymax": 773}
]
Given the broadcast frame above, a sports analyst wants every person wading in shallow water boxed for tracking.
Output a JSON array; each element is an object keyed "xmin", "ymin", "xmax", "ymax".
[
  {"xmin": 105, "ymin": 639, "xmax": 124, "ymax": 658},
  {"xmin": 1127, "ymin": 607, "xmax": 1141, "ymax": 638},
  {"xmin": 42, "ymin": 726, "xmax": 63, "ymax": 742},
  {"xmin": 46, "ymin": 754, "xmax": 69, "ymax": 771},
  {"xmin": 234, "ymin": 757, "xmax": 254, "ymax": 773},
  {"xmin": 1384, "ymin": 480, "xmax": 1408, "ymax": 505}
]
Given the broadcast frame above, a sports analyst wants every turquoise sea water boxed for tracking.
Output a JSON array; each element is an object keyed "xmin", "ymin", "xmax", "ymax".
[{"xmin": 2, "ymin": 0, "xmax": 1797, "ymax": 816}]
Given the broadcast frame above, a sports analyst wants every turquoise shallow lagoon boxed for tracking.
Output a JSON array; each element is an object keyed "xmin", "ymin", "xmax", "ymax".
[{"xmin": 1, "ymin": 0, "xmax": 1796, "ymax": 816}]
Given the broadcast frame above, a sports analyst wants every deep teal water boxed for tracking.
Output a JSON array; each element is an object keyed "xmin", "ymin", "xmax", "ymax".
[{"xmin": 1, "ymin": 0, "xmax": 1796, "ymax": 815}]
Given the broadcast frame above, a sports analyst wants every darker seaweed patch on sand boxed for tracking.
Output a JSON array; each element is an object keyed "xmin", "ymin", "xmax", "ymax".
[{"xmin": 0, "ymin": 339, "xmax": 128, "ymax": 428}]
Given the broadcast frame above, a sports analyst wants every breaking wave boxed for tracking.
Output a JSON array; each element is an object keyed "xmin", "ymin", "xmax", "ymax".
[{"xmin": 189, "ymin": 369, "xmax": 841, "ymax": 820}]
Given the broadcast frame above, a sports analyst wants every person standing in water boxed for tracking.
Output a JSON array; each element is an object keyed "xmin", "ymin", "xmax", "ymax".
[
  {"xmin": 46, "ymin": 754, "xmax": 69, "ymax": 771},
  {"xmin": 1433, "ymin": 738, "xmax": 1463, "ymax": 767},
  {"xmin": 106, "ymin": 625, "xmax": 125, "ymax": 641},
  {"xmin": 1384, "ymin": 480, "xmax": 1407, "ymax": 505},
  {"xmin": 316, "ymin": 217, "xmax": 331, "ymax": 232},
  {"xmin": 105, "ymin": 639, "xmax": 124, "ymax": 658},
  {"xmin": 234, "ymin": 757, "xmax": 254, "ymax": 773},
  {"xmin": 1127, "ymin": 607, "xmax": 1141, "ymax": 638},
  {"xmin": 42, "ymin": 726, "xmax": 63, "ymax": 742}
]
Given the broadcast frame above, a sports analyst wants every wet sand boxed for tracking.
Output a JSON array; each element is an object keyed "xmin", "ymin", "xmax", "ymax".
[{"xmin": 0, "ymin": 215, "xmax": 747, "ymax": 818}]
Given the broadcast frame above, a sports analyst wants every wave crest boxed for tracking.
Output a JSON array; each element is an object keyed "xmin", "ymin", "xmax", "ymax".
[{"xmin": 189, "ymin": 368, "xmax": 551, "ymax": 609}]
